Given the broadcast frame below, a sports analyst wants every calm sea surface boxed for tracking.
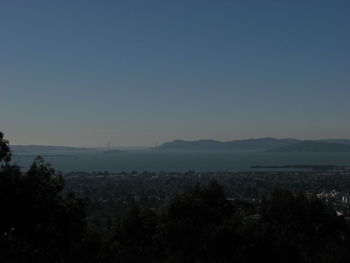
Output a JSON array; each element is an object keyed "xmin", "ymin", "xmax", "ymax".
[{"xmin": 11, "ymin": 150, "xmax": 350, "ymax": 173}]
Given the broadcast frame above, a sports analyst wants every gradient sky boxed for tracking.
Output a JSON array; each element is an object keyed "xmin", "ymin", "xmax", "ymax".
[{"xmin": 1, "ymin": 0, "xmax": 349, "ymax": 147}]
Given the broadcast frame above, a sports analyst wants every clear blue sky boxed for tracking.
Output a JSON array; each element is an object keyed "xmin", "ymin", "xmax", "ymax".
[{"xmin": 1, "ymin": 0, "xmax": 349, "ymax": 147}]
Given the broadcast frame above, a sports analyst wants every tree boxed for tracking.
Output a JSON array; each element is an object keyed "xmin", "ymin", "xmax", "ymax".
[
  {"xmin": 157, "ymin": 180, "xmax": 238, "ymax": 263},
  {"xmin": 0, "ymin": 131, "xmax": 11, "ymax": 166},
  {"xmin": 260, "ymin": 189, "xmax": 349, "ymax": 263},
  {"xmin": 107, "ymin": 204, "xmax": 158, "ymax": 263},
  {"xmin": 0, "ymin": 132, "xmax": 87, "ymax": 263}
]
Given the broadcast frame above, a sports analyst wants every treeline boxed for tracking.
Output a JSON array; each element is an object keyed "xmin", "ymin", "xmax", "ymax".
[{"xmin": 1, "ymin": 132, "xmax": 350, "ymax": 263}]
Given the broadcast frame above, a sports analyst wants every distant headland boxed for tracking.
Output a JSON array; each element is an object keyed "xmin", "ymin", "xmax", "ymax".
[{"xmin": 158, "ymin": 138, "xmax": 350, "ymax": 152}]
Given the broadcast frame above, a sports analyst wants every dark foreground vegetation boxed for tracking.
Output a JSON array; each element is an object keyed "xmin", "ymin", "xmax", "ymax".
[{"xmin": 1, "ymin": 132, "xmax": 350, "ymax": 263}]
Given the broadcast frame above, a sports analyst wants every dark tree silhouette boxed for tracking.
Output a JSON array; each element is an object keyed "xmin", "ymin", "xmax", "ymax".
[
  {"xmin": 260, "ymin": 189, "xmax": 349, "ymax": 263},
  {"xmin": 0, "ymin": 132, "xmax": 86, "ymax": 263},
  {"xmin": 0, "ymin": 132, "xmax": 11, "ymax": 166}
]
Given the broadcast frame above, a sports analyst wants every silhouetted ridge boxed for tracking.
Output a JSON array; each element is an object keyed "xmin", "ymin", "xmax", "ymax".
[{"xmin": 159, "ymin": 137, "xmax": 300, "ymax": 151}]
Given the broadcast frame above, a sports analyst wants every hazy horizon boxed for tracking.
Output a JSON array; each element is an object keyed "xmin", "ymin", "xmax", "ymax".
[
  {"xmin": 7, "ymin": 136, "xmax": 350, "ymax": 149},
  {"xmin": 1, "ymin": 1, "xmax": 349, "ymax": 147}
]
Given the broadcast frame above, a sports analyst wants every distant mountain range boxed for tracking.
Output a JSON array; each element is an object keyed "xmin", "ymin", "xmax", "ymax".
[
  {"xmin": 10, "ymin": 145, "xmax": 91, "ymax": 155},
  {"xmin": 158, "ymin": 138, "xmax": 350, "ymax": 152},
  {"xmin": 9, "ymin": 138, "xmax": 350, "ymax": 154}
]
